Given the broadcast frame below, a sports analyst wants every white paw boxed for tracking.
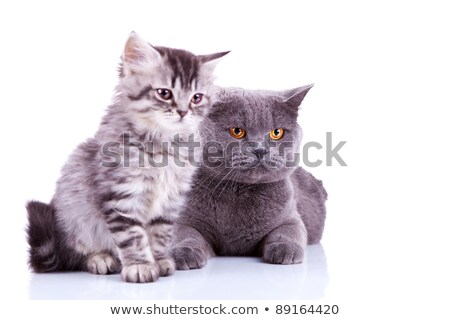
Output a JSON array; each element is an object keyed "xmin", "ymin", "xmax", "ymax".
[
  {"xmin": 121, "ymin": 263, "xmax": 160, "ymax": 283},
  {"xmin": 157, "ymin": 258, "xmax": 176, "ymax": 277},
  {"xmin": 86, "ymin": 253, "xmax": 120, "ymax": 275}
]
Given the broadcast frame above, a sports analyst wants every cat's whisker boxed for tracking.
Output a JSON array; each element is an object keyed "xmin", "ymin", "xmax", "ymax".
[
  {"xmin": 195, "ymin": 166, "xmax": 228, "ymax": 189},
  {"xmin": 208, "ymin": 168, "xmax": 235, "ymax": 201},
  {"xmin": 192, "ymin": 167, "xmax": 231, "ymax": 205},
  {"xmin": 215, "ymin": 169, "xmax": 237, "ymax": 200}
]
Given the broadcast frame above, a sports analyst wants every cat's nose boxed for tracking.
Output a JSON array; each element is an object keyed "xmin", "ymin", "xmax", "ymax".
[
  {"xmin": 177, "ymin": 110, "xmax": 188, "ymax": 118},
  {"xmin": 252, "ymin": 148, "xmax": 269, "ymax": 159}
]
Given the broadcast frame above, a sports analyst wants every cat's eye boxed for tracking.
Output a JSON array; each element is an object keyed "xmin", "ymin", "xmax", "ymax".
[
  {"xmin": 191, "ymin": 93, "xmax": 204, "ymax": 105},
  {"xmin": 156, "ymin": 88, "xmax": 173, "ymax": 100},
  {"xmin": 269, "ymin": 128, "xmax": 284, "ymax": 140},
  {"xmin": 229, "ymin": 128, "xmax": 246, "ymax": 139}
]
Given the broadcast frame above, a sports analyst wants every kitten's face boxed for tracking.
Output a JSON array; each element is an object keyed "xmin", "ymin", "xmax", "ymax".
[
  {"xmin": 202, "ymin": 87, "xmax": 312, "ymax": 183},
  {"xmin": 118, "ymin": 32, "xmax": 228, "ymax": 135}
]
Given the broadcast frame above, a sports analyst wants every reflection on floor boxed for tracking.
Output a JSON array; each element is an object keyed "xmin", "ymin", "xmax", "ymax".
[{"xmin": 29, "ymin": 244, "xmax": 328, "ymax": 300}]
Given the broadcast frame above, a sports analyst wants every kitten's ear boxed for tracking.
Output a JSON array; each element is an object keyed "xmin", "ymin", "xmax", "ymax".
[
  {"xmin": 122, "ymin": 31, "xmax": 161, "ymax": 66},
  {"xmin": 283, "ymin": 84, "xmax": 314, "ymax": 110},
  {"xmin": 198, "ymin": 51, "xmax": 230, "ymax": 73},
  {"xmin": 198, "ymin": 51, "xmax": 230, "ymax": 63}
]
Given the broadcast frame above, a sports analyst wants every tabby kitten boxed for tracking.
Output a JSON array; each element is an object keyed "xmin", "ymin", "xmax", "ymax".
[{"xmin": 26, "ymin": 32, "xmax": 228, "ymax": 283}]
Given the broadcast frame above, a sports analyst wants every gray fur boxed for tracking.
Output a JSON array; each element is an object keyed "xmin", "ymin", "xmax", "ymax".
[
  {"xmin": 171, "ymin": 86, "xmax": 327, "ymax": 269},
  {"xmin": 26, "ymin": 32, "xmax": 228, "ymax": 283}
]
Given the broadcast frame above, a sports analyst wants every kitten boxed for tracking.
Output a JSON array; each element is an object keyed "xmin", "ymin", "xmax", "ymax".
[
  {"xmin": 26, "ymin": 32, "xmax": 228, "ymax": 283},
  {"xmin": 171, "ymin": 86, "xmax": 327, "ymax": 269}
]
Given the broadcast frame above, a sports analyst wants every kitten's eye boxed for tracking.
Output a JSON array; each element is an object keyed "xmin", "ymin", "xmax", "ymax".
[
  {"xmin": 191, "ymin": 93, "xmax": 204, "ymax": 105},
  {"xmin": 156, "ymin": 88, "xmax": 173, "ymax": 100},
  {"xmin": 269, "ymin": 128, "xmax": 284, "ymax": 140},
  {"xmin": 229, "ymin": 128, "xmax": 246, "ymax": 139}
]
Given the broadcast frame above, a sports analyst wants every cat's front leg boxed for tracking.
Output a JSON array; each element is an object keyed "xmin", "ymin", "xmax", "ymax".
[
  {"xmin": 171, "ymin": 223, "xmax": 214, "ymax": 270},
  {"xmin": 260, "ymin": 218, "xmax": 307, "ymax": 265},
  {"xmin": 147, "ymin": 218, "xmax": 176, "ymax": 277},
  {"xmin": 106, "ymin": 212, "xmax": 159, "ymax": 283}
]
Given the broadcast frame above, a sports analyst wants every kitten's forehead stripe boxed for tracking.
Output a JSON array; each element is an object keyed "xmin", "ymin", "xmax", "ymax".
[{"xmin": 155, "ymin": 46, "xmax": 199, "ymax": 89}]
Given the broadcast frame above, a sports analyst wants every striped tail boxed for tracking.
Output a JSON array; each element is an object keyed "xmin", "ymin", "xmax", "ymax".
[{"xmin": 26, "ymin": 201, "xmax": 61, "ymax": 272}]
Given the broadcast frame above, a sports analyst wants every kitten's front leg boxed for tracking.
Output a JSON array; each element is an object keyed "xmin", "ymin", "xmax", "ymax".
[
  {"xmin": 260, "ymin": 218, "xmax": 307, "ymax": 265},
  {"xmin": 147, "ymin": 218, "xmax": 176, "ymax": 277},
  {"xmin": 171, "ymin": 223, "xmax": 214, "ymax": 270},
  {"xmin": 106, "ymin": 213, "xmax": 159, "ymax": 283}
]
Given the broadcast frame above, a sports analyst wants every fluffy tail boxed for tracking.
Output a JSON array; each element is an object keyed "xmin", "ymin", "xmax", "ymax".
[{"xmin": 26, "ymin": 201, "xmax": 61, "ymax": 272}]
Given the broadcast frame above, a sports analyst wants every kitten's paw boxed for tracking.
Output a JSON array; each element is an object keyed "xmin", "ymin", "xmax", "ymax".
[
  {"xmin": 171, "ymin": 246, "xmax": 207, "ymax": 270},
  {"xmin": 121, "ymin": 263, "xmax": 160, "ymax": 283},
  {"xmin": 86, "ymin": 253, "xmax": 121, "ymax": 275},
  {"xmin": 263, "ymin": 242, "xmax": 304, "ymax": 265},
  {"xmin": 157, "ymin": 258, "xmax": 176, "ymax": 277}
]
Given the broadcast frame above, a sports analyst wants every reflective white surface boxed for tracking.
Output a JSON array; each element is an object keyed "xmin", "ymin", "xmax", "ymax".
[{"xmin": 29, "ymin": 245, "xmax": 328, "ymax": 300}]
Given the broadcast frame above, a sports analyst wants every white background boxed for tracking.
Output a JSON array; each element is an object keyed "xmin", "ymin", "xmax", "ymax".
[{"xmin": 0, "ymin": 0, "xmax": 449, "ymax": 319}]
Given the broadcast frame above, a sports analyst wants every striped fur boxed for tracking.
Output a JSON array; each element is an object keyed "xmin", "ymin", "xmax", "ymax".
[{"xmin": 26, "ymin": 32, "xmax": 228, "ymax": 283}]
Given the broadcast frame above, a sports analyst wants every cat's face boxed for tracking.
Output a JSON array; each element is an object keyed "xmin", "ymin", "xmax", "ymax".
[
  {"xmin": 202, "ymin": 86, "xmax": 313, "ymax": 183},
  {"xmin": 118, "ymin": 32, "xmax": 228, "ymax": 135}
]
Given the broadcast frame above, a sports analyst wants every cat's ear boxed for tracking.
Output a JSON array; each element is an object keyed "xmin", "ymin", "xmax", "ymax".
[
  {"xmin": 122, "ymin": 31, "xmax": 161, "ymax": 70},
  {"xmin": 282, "ymin": 84, "xmax": 314, "ymax": 110},
  {"xmin": 198, "ymin": 51, "xmax": 230, "ymax": 64},
  {"xmin": 197, "ymin": 51, "xmax": 230, "ymax": 73}
]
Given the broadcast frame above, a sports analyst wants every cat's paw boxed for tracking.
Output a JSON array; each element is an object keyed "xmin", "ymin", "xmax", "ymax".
[
  {"xmin": 171, "ymin": 246, "xmax": 207, "ymax": 270},
  {"xmin": 121, "ymin": 263, "xmax": 160, "ymax": 283},
  {"xmin": 263, "ymin": 242, "xmax": 304, "ymax": 265},
  {"xmin": 157, "ymin": 257, "xmax": 176, "ymax": 277},
  {"xmin": 86, "ymin": 253, "xmax": 121, "ymax": 275}
]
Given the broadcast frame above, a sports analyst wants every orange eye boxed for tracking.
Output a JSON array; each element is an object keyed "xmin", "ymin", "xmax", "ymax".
[
  {"xmin": 229, "ymin": 128, "xmax": 246, "ymax": 139},
  {"xmin": 269, "ymin": 128, "xmax": 284, "ymax": 140}
]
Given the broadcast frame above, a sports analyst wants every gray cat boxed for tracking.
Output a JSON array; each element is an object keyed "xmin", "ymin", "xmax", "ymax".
[
  {"xmin": 26, "ymin": 32, "xmax": 228, "ymax": 283},
  {"xmin": 171, "ymin": 86, "xmax": 327, "ymax": 269}
]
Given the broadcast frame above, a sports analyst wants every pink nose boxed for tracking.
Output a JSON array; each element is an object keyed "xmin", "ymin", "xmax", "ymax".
[{"xmin": 177, "ymin": 110, "xmax": 188, "ymax": 118}]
